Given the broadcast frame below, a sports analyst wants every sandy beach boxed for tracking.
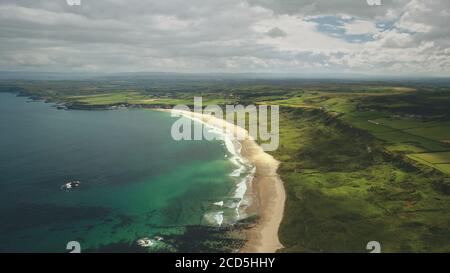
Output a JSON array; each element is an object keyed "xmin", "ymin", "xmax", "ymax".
[
  {"xmin": 161, "ymin": 108, "xmax": 286, "ymax": 253},
  {"xmin": 239, "ymin": 138, "xmax": 285, "ymax": 253}
]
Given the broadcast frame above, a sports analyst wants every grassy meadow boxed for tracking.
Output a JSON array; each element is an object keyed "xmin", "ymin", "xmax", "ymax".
[{"xmin": 274, "ymin": 108, "xmax": 450, "ymax": 252}]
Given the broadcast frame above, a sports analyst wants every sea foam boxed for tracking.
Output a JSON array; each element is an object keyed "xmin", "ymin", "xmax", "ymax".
[
  {"xmin": 172, "ymin": 110, "xmax": 255, "ymax": 225},
  {"xmin": 204, "ymin": 211, "xmax": 224, "ymax": 227}
]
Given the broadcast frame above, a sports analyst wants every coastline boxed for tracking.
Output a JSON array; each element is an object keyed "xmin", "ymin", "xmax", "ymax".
[
  {"xmin": 239, "ymin": 138, "xmax": 285, "ymax": 253},
  {"xmin": 159, "ymin": 108, "xmax": 285, "ymax": 253}
]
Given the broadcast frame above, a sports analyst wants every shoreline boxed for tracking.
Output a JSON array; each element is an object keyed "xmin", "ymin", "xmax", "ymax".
[{"xmin": 160, "ymin": 108, "xmax": 286, "ymax": 253}]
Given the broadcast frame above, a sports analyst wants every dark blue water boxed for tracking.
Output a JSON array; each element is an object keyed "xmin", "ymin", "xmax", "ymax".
[{"xmin": 0, "ymin": 92, "xmax": 234, "ymax": 252}]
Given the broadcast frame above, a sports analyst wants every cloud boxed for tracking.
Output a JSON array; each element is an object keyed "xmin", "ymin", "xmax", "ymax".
[
  {"xmin": 265, "ymin": 27, "xmax": 287, "ymax": 38},
  {"xmin": 0, "ymin": 0, "xmax": 448, "ymax": 76},
  {"xmin": 247, "ymin": 0, "xmax": 410, "ymax": 19},
  {"xmin": 373, "ymin": 29, "xmax": 414, "ymax": 48},
  {"xmin": 341, "ymin": 20, "xmax": 380, "ymax": 35}
]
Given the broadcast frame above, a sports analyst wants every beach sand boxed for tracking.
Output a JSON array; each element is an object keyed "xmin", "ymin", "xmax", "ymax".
[
  {"xmin": 160, "ymin": 108, "xmax": 285, "ymax": 253},
  {"xmin": 239, "ymin": 138, "xmax": 285, "ymax": 253}
]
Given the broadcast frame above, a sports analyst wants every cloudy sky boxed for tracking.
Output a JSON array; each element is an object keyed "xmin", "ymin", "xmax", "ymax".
[{"xmin": 0, "ymin": 0, "xmax": 449, "ymax": 76}]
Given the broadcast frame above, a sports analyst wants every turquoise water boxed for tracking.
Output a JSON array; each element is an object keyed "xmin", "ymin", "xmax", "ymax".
[{"xmin": 0, "ymin": 92, "xmax": 237, "ymax": 253}]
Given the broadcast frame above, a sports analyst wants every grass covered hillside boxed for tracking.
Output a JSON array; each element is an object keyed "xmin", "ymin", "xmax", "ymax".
[{"xmin": 274, "ymin": 108, "xmax": 450, "ymax": 252}]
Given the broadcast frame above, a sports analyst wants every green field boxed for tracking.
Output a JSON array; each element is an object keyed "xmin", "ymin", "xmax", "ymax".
[
  {"xmin": 436, "ymin": 164, "xmax": 450, "ymax": 173},
  {"xmin": 407, "ymin": 151, "xmax": 450, "ymax": 174},
  {"xmin": 274, "ymin": 108, "xmax": 450, "ymax": 252},
  {"xmin": 372, "ymin": 118, "xmax": 442, "ymax": 130},
  {"xmin": 65, "ymin": 92, "xmax": 237, "ymax": 107},
  {"xmin": 67, "ymin": 92, "xmax": 155, "ymax": 105},
  {"xmin": 408, "ymin": 151, "xmax": 450, "ymax": 164},
  {"xmin": 405, "ymin": 126, "xmax": 450, "ymax": 141},
  {"xmin": 372, "ymin": 131, "xmax": 449, "ymax": 152}
]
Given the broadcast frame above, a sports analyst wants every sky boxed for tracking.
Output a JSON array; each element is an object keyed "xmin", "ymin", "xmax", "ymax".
[{"xmin": 0, "ymin": 0, "xmax": 449, "ymax": 76}]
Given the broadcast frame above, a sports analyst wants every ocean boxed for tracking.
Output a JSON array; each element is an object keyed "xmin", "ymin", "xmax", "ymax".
[{"xmin": 0, "ymin": 92, "xmax": 252, "ymax": 253}]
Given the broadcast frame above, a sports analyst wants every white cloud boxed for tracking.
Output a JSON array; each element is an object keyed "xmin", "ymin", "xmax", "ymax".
[
  {"xmin": 373, "ymin": 29, "xmax": 414, "ymax": 48},
  {"xmin": 341, "ymin": 20, "xmax": 380, "ymax": 35},
  {"xmin": 254, "ymin": 15, "xmax": 355, "ymax": 52},
  {"xmin": 0, "ymin": 0, "xmax": 448, "ymax": 75}
]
